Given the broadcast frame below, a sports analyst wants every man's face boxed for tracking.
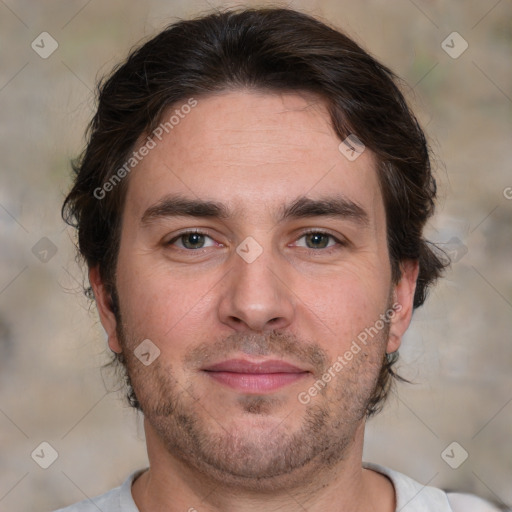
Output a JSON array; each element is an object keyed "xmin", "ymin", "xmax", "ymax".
[{"xmin": 93, "ymin": 90, "xmax": 415, "ymax": 489}]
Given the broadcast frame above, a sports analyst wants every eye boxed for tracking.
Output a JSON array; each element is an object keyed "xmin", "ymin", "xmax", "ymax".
[
  {"xmin": 165, "ymin": 229, "xmax": 346, "ymax": 252},
  {"xmin": 166, "ymin": 230, "xmax": 218, "ymax": 250},
  {"xmin": 294, "ymin": 230, "xmax": 344, "ymax": 251}
]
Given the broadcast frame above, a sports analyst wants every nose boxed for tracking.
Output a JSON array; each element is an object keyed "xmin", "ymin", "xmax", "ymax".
[{"xmin": 217, "ymin": 245, "xmax": 295, "ymax": 333}]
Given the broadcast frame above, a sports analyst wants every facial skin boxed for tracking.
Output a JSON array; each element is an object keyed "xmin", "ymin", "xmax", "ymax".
[{"xmin": 90, "ymin": 90, "xmax": 418, "ymax": 512}]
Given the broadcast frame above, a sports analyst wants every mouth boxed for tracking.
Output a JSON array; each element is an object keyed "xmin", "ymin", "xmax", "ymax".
[{"xmin": 201, "ymin": 358, "xmax": 310, "ymax": 393}]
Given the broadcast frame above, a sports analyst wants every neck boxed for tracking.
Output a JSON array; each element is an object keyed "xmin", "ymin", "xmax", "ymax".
[{"xmin": 131, "ymin": 419, "xmax": 395, "ymax": 512}]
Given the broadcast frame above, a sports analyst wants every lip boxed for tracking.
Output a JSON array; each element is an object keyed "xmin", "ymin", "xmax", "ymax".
[
  {"xmin": 202, "ymin": 358, "xmax": 309, "ymax": 393},
  {"xmin": 203, "ymin": 358, "xmax": 306, "ymax": 373}
]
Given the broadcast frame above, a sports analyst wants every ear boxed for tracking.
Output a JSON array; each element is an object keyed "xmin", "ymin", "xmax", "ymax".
[
  {"xmin": 89, "ymin": 266, "xmax": 122, "ymax": 353},
  {"xmin": 386, "ymin": 259, "xmax": 420, "ymax": 354}
]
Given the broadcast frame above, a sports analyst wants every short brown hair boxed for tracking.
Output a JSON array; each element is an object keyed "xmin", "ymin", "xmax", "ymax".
[{"xmin": 62, "ymin": 7, "xmax": 448, "ymax": 416}]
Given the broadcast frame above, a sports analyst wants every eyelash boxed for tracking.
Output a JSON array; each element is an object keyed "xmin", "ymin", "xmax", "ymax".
[{"xmin": 165, "ymin": 228, "xmax": 347, "ymax": 254}]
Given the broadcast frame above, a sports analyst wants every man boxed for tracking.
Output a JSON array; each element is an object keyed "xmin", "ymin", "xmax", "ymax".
[{"xmin": 56, "ymin": 7, "xmax": 503, "ymax": 512}]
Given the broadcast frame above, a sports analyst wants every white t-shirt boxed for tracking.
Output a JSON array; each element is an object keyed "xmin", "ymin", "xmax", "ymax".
[{"xmin": 52, "ymin": 462, "xmax": 504, "ymax": 511}]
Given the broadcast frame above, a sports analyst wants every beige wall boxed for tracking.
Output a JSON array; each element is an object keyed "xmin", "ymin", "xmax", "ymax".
[{"xmin": 0, "ymin": 1, "xmax": 511, "ymax": 510}]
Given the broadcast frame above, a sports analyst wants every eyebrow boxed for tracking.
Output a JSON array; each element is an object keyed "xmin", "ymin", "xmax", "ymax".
[{"xmin": 140, "ymin": 194, "xmax": 369, "ymax": 227}]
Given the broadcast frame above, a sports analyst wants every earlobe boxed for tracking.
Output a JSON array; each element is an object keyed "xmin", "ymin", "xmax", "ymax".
[
  {"xmin": 89, "ymin": 266, "xmax": 122, "ymax": 353},
  {"xmin": 387, "ymin": 260, "xmax": 420, "ymax": 354}
]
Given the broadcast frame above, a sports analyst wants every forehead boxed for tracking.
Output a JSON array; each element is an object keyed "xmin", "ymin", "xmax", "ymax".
[{"xmin": 123, "ymin": 90, "xmax": 384, "ymax": 226}]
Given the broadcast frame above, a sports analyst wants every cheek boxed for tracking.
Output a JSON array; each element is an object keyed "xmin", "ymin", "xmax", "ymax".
[
  {"xmin": 114, "ymin": 248, "xmax": 166, "ymax": 340},
  {"xmin": 302, "ymin": 265, "xmax": 391, "ymax": 355},
  {"xmin": 115, "ymin": 251, "xmax": 219, "ymax": 352}
]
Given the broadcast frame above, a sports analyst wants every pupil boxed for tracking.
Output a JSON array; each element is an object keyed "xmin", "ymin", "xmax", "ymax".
[
  {"xmin": 308, "ymin": 233, "xmax": 327, "ymax": 249},
  {"xmin": 184, "ymin": 233, "xmax": 204, "ymax": 248}
]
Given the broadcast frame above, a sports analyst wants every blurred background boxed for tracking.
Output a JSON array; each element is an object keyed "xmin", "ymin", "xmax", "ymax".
[{"xmin": 0, "ymin": 0, "xmax": 511, "ymax": 510}]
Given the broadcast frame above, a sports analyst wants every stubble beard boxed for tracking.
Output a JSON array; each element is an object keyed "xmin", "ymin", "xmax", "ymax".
[{"xmin": 116, "ymin": 315, "xmax": 390, "ymax": 492}]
